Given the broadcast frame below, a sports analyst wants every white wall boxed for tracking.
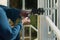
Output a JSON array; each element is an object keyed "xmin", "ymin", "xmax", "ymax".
[{"xmin": 0, "ymin": 0, "xmax": 7, "ymax": 6}]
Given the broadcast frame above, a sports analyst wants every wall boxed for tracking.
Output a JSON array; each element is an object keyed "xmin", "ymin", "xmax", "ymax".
[{"xmin": 0, "ymin": 0, "xmax": 8, "ymax": 6}]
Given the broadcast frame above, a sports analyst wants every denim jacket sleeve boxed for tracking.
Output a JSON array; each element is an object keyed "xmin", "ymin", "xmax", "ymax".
[
  {"xmin": 0, "ymin": 5, "xmax": 22, "ymax": 40},
  {"xmin": 0, "ymin": 5, "xmax": 21, "ymax": 22}
]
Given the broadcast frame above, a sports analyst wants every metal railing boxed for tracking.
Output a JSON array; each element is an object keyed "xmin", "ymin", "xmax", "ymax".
[
  {"xmin": 22, "ymin": 25, "xmax": 38, "ymax": 40},
  {"xmin": 21, "ymin": 16, "xmax": 60, "ymax": 40},
  {"xmin": 46, "ymin": 16, "xmax": 60, "ymax": 40},
  {"xmin": 24, "ymin": 25, "xmax": 38, "ymax": 32}
]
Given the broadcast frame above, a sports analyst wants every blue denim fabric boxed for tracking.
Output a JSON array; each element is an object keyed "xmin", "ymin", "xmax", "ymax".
[
  {"xmin": 0, "ymin": 5, "xmax": 21, "ymax": 23},
  {"xmin": 0, "ymin": 6, "xmax": 22, "ymax": 40}
]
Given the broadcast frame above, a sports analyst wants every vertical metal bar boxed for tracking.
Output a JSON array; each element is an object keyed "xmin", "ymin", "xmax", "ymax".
[
  {"xmin": 37, "ymin": 0, "xmax": 40, "ymax": 40},
  {"xmin": 22, "ymin": 26, "xmax": 24, "ymax": 40},
  {"xmin": 37, "ymin": 0, "xmax": 41, "ymax": 40},
  {"xmin": 58, "ymin": 0, "xmax": 60, "ymax": 29},
  {"xmin": 53, "ymin": 0, "xmax": 55, "ymax": 31},
  {"xmin": 57, "ymin": 1, "xmax": 58, "ymax": 40},
  {"xmin": 22, "ymin": 0, "xmax": 25, "ymax": 40},
  {"xmin": 37, "ymin": 15, "xmax": 40, "ymax": 40},
  {"xmin": 29, "ymin": 26, "xmax": 31, "ymax": 40},
  {"xmin": 54, "ymin": 0, "xmax": 55, "ymax": 25},
  {"xmin": 57, "ymin": 0, "xmax": 58, "ymax": 28},
  {"xmin": 50, "ymin": 0, "xmax": 55, "ymax": 40},
  {"xmin": 7, "ymin": 0, "xmax": 10, "ymax": 7},
  {"xmin": 48, "ymin": 0, "xmax": 50, "ymax": 32},
  {"xmin": 22, "ymin": 0, "xmax": 25, "ymax": 10},
  {"xmin": 48, "ymin": 0, "xmax": 50, "ymax": 16},
  {"xmin": 47, "ymin": 0, "xmax": 51, "ymax": 40},
  {"xmin": 58, "ymin": 0, "xmax": 60, "ymax": 38},
  {"xmin": 37, "ymin": 0, "xmax": 44, "ymax": 8},
  {"xmin": 52, "ymin": 0, "xmax": 56, "ymax": 40},
  {"xmin": 44, "ymin": 0, "xmax": 47, "ymax": 15}
]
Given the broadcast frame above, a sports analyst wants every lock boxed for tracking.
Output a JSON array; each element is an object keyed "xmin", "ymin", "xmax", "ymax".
[{"xmin": 31, "ymin": 8, "xmax": 45, "ymax": 15}]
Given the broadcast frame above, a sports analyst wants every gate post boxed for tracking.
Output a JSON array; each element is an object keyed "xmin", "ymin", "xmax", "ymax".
[{"xmin": 37, "ymin": 0, "xmax": 48, "ymax": 40}]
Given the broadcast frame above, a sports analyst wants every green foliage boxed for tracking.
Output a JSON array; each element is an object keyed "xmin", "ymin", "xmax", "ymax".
[
  {"xmin": 30, "ymin": 15, "xmax": 37, "ymax": 27},
  {"xmin": 30, "ymin": 15, "xmax": 37, "ymax": 40}
]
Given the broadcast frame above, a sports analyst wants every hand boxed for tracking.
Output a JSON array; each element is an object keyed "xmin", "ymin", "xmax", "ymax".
[
  {"xmin": 20, "ymin": 10, "xmax": 31, "ymax": 17},
  {"xmin": 22, "ymin": 17, "xmax": 30, "ymax": 25}
]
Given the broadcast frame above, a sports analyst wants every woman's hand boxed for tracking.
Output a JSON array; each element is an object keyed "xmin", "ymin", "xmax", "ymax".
[
  {"xmin": 20, "ymin": 10, "xmax": 31, "ymax": 25},
  {"xmin": 20, "ymin": 10, "xmax": 31, "ymax": 17},
  {"xmin": 22, "ymin": 17, "xmax": 30, "ymax": 25}
]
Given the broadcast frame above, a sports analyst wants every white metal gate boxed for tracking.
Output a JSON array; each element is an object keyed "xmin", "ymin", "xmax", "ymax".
[{"xmin": 22, "ymin": 0, "xmax": 60, "ymax": 40}]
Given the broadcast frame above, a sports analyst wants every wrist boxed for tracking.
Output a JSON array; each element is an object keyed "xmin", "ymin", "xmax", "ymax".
[{"xmin": 21, "ymin": 20, "xmax": 24, "ymax": 25}]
